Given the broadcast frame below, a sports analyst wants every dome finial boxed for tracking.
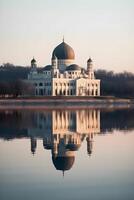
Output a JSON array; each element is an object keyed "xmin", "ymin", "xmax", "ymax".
[
  {"xmin": 87, "ymin": 57, "xmax": 92, "ymax": 63},
  {"xmin": 63, "ymin": 35, "xmax": 64, "ymax": 42},
  {"xmin": 31, "ymin": 57, "xmax": 36, "ymax": 63}
]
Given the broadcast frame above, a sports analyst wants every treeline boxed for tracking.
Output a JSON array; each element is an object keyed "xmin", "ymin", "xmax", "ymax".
[
  {"xmin": 0, "ymin": 63, "xmax": 42, "ymax": 81},
  {"xmin": 95, "ymin": 70, "xmax": 134, "ymax": 97},
  {"xmin": 0, "ymin": 63, "xmax": 30, "ymax": 81},
  {"xmin": 0, "ymin": 80, "xmax": 34, "ymax": 97},
  {"xmin": 0, "ymin": 63, "xmax": 38, "ymax": 97},
  {"xmin": 0, "ymin": 63, "xmax": 134, "ymax": 97}
]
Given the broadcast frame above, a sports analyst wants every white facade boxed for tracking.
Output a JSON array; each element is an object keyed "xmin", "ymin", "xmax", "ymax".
[{"xmin": 28, "ymin": 40, "xmax": 100, "ymax": 96}]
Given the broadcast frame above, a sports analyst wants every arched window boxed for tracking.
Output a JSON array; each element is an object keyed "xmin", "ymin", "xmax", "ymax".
[
  {"xmin": 39, "ymin": 89, "xmax": 43, "ymax": 95},
  {"xmin": 96, "ymin": 90, "xmax": 98, "ymax": 96},
  {"xmin": 55, "ymin": 89, "xmax": 57, "ymax": 95},
  {"xmin": 39, "ymin": 83, "xmax": 43, "ymax": 86}
]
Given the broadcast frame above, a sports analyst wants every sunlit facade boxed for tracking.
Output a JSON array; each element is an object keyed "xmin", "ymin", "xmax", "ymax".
[{"xmin": 28, "ymin": 40, "xmax": 100, "ymax": 96}]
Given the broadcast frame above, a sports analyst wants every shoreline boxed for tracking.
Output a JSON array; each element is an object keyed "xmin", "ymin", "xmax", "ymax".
[{"xmin": 0, "ymin": 96, "xmax": 134, "ymax": 109}]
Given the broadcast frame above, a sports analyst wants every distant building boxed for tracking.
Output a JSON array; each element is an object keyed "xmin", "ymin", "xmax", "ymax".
[{"xmin": 28, "ymin": 39, "xmax": 100, "ymax": 96}]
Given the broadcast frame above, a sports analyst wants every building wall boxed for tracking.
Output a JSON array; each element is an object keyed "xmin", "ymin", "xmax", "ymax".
[
  {"xmin": 28, "ymin": 78, "xmax": 52, "ymax": 96},
  {"xmin": 52, "ymin": 78, "xmax": 75, "ymax": 96},
  {"xmin": 76, "ymin": 78, "xmax": 100, "ymax": 96},
  {"xmin": 28, "ymin": 61, "xmax": 100, "ymax": 96},
  {"xmin": 28, "ymin": 75, "xmax": 100, "ymax": 96}
]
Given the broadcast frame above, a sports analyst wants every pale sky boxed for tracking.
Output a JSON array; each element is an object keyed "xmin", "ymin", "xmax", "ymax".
[{"xmin": 0, "ymin": 0, "xmax": 134, "ymax": 72}]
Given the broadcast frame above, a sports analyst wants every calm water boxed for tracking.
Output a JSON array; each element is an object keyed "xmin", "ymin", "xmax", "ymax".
[{"xmin": 0, "ymin": 108, "xmax": 134, "ymax": 200}]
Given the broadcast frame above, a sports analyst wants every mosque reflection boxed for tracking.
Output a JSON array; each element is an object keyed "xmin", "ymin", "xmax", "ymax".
[
  {"xmin": 0, "ymin": 108, "xmax": 134, "ymax": 173},
  {"xmin": 29, "ymin": 110, "xmax": 100, "ymax": 172}
]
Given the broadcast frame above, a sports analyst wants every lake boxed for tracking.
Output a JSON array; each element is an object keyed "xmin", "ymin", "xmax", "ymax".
[{"xmin": 0, "ymin": 107, "xmax": 134, "ymax": 200}]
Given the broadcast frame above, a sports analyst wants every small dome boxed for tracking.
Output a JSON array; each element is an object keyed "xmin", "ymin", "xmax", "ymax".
[
  {"xmin": 43, "ymin": 65, "xmax": 52, "ymax": 71},
  {"xmin": 87, "ymin": 58, "xmax": 92, "ymax": 63},
  {"xmin": 66, "ymin": 64, "xmax": 81, "ymax": 71},
  {"xmin": 52, "ymin": 156, "xmax": 75, "ymax": 171},
  {"xmin": 31, "ymin": 58, "xmax": 36, "ymax": 63},
  {"xmin": 52, "ymin": 41, "xmax": 75, "ymax": 60}
]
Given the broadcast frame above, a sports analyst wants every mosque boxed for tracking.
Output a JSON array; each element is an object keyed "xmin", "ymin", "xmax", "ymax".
[{"xmin": 28, "ymin": 39, "xmax": 100, "ymax": 96}]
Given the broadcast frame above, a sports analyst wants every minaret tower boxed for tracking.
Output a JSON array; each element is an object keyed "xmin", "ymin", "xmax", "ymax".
[
  {"xmin": 87, "ymin": 58, "xmax": 95, "ymax": 79},
  {"xmin": 51, "ymin": 54, "xmax": 59, "ymax": 78},
  {"xmin": 30, "ymin": 136, "xmax": 37, "ymax": 155},
  {"xmin": 30, "ymin": 57, "xmax": 37, "ymax": 74},
  {"xmin": 52, "ymin": 54, "xmax": 58, "ymax": 68}
]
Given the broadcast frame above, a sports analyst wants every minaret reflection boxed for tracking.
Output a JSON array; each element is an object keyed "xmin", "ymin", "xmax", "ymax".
[
  {"xmin": 29, "ymin": 109, "xmax": 100, "ymax": 172},
  {"xmin": 30, "ymin": 136, "xmax": 37, "ymax": 155},
  {"xmin": 86, "ymin": 134, "xmax": 93, "ymax": 156}
]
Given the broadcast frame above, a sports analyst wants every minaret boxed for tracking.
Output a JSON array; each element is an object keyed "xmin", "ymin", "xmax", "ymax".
[
  {"xmin": 30, "ymin": 57, "xmax": 37, "ymax": 74},
  {"xmin": 52, "ymin": 54, "xmax": 58, "ymax": 68},
  {"xmin": 51, "ymin": 54, "xmax": 59, "ymax": 78},
  {"xmin": 87, "ymin": 58, "xmax": 95, "ymax": 79}
]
